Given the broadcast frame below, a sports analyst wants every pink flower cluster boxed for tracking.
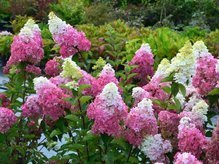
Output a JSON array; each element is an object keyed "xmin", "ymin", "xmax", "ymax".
[
  {"xmin": 87, "ymin": 82, "xmax": 128, "ymax": 136},
  {"xmin": 0, "ymin": 93, "xmax": 10, "ymax": 108},
  {"xmin": 25, "ymin": 64, "xmax": 41, "ymax": 75},
  {"xmin": 0, "ymin": 107, "xmax": 17, "ymax": 133},
  {"xmin": 92, "ymin": 64, "xmax": 121, "ymax": 97},
  {"xmin": 48, "ymin": 12, "xmax": 91, "ymax": 58},
  {"xmin": 45, "ymin": 58, "xmax": 61, "ymax": 77},
  {"xmin": 125, "ymin": 99, "xmax": 158, "ymax": 146},
  {"xmin": 192, "ymin": 55, "xmax": 219, "ymax": 95},
  {"xmin": 177, "ymin": 120, "xmax": 207, "ymax": 158},
  {"xmin": 79, "ymin": 70, "xmax": 96, "ymax": 96},
  {"xmin": 23, "ymin": 77, "xmax": 70, "ymax": 122},
  {"xmin": 174, "ymin": 152, "xmax": 202, "ymax": 164},
  {"xmin": 130, "ymin": 44, "xmax": 154, "ymax": 86},
  {"xmin": 22, "ymin": 95, "xmax": 42, "ymax": 118},
  {"xmin": 158, "ymin": 111, "xmax": 180, "ymax": 147},
  {"xmin": 4, "ymin": 19, "xmax": 44, "ymax": 74},
  {"xmin": 205, "ymin": 120, "xmax": 219, "ymax": 163}
]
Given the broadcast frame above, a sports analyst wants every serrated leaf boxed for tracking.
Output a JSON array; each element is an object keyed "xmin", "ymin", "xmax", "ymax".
[
  {"xmin": 162, "ymin": 86, "xmax": 171, "ymax": 94},
  {"xmin": 171, "ymin": 82, "xmax": 179, "ymax": 97},
  {"xmin": 178, "ymin": 84, "xmax": 186, "ymax": 96},
  {"xmin": 65, "ymin": 114, "xmax": 79, "ymax": 122},
  {"xmin": 79, "ymin": 96, "xmax": 92, "ymax": 105},
  {"xmin": 208, "ymin": 88, "xmax": 219, "ymax": 95}
]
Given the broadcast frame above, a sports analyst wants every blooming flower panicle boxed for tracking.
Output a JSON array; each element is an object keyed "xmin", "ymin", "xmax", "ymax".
[
  {"xmin": 22, "ymin": 95, "xmax": 42, "ymax": 118},
  {"xmin": 140, "ymin": 134, "xmax": 172, "ymax": 162},
  {"xmin": 130, "ymin": 43, "xmax": 154, "ymax": 85},
  {"xmin": 125, "ymin": 98, "xmax": 158, "ymax": 146},
  {"xmin": 48, "ymin": 12, "xmax": 91, "ymax": 58},
  {"xmin": 4, "ymin": 19, "xmax": 44, "ymax": 73},
  {"xmin": 45, "ymin": 58, "xmax": 62, "ymax": 77},
  {"xmin": 177, "ymin": 117, "xmax": 207, "ymax": 158},
  {"xmin": 170, "ymin": 41, "xmax": 196, "ymax": 85},
  {"xmin": 174, "ymin": 152, "xmax": 202, "ymax": 164},
  {"xmin": 25, "ymin": 64, "xmax": 41, "ymax": 75},
  {"xmin": 132, "ymin": 87, "xmax": 150, "ymax": 105},
  {"xmin": 192, "ymin": 40, "xmax": 209, "ymax": 59},
  {"xmin": 0, "ymin": 107, "xmax": 17, "ymax": 133},
  {"xmin": 92, "ymin": 63, "xmax": 121, "ymax": 96},
  {"xmin": 192, "ymin": 54, "xmax": 219, "ymax": 95},
  {"xmin": 87, "ymin": 82, "xmax": 128, "ymax": 136}
]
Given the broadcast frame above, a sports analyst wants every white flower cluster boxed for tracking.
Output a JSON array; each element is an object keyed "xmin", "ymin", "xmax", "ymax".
[
  {"xmin": 178, "ymin": 117, "xmax": 196, "ymax": 132},
  {"xmin": 140, "ymin": 134, "xmax": 172, "ymax": 162},
  {"xmin": 48, "ymin": 12, "xmax": 67, "ymax": 35},
  {"xmin": 137, "ymin": 98, "xmax": 154, "ymax": 116},
  {"xmin": 99, "ymin": 63, "xmax": 115, "ymax": 77},
  {"xmin": 192, "ymin": 100, "xmax": 208, "ymax": 122},
  {"xmin": 100, "ymin": 82, "xmax": 121, "ymax": 109},
  {"xmin": 0, "ymin": 31, "xmax": 12, "ymax": 36},
  {"xmin": 33, "ymin": 77, "xmax": 50, "ymax": 91},
  {"xmin": 152, "ymin": 58, "xmax": 172, "ymax": 79},
  {"xmin": 19, "ymin": 19, "xmax": 40, "ymax": 38},
  {"xmin": 137, "ymin": 43, "xmax": 152, "ymax": 54},
  {"xmin": 60, "ymin": 58, "xmax": 82, "ymax": 80},
  {"xmin": 132, "ymin": 87, "xmax": 148, "ymax": 99},
  {"xmin": 171, "ymin": 42, "xmax": 196, "ymax": 85},
  {"xmin": 192, "ymin": 40, "xmax": 209, "ymax": 59}
]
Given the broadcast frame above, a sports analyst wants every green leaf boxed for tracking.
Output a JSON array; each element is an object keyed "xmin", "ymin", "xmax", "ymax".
[
  {"xmin": 50, "ymin": 129, "xmax": 62, "ymax": 138},
  {"xmin": 178, "ymin": 84, "xmax": 186, "ymax": 97},
  {"xmin": 79, "ymin": 96, "xmax": 92, "ymax": 105},
  {"xmin": 78, "ymin": 84, "xmax": 91, "ymax": 93},
  {"xmin": 162, "ymin": 86, "xmax": 171, "ymax": 94},
  {"xmin": 65, "ymin": 114, "xmax": 79, "ymax": 122},
  {"xmin": 208, "ymin": 88, "xmax": 219, "ymax": 95},
  {"xmin": 171, "ymin": 82, "xmax": 179, "ymax": 97},
  {"xmin": 83, "ymin": 132, "xmax": 97, "ymax": 141}
]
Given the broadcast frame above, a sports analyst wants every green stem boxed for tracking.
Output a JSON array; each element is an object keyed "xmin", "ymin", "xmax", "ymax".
[
  {"xmin": 127, "ymin": 146, "xmax": 133, "ymax": 162},
  {"xmin": 78, "ymin": 98, "xmax": 90, "ymax": 160}
]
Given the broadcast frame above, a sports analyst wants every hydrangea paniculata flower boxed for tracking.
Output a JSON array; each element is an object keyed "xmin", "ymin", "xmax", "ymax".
[
  {"xmin": 45, "ymin": 58, "xmax": 62, "ymax": 77},
  {"xmin": 192, "ymin": 54, "xmax": 219, "ymax": 95},
  {"xmin": 170, "ymin": 41, "xmax": 196, "ymax": 85},
  {"xmin": 22, "ymin": 95, "xmax": 42, "ymax": 118},
  {"xmin": 132, "ymin": 87, "xmax": 150, "ymax": 105},
  {"xmin": 92, "ymin": 63, "xmax": 121, "ymax": 96},
  {"xmin": 87, "ymin": 82, "xmax": 128, "ymax": 136},
  {"xmin": 125, "ymin": 98, "xmax": 158, "ymax": 146},
  {"xmin": 25, "ymin": 64, "xmax": 41, "ymax": 75},
  {"xmin": 130, "ymin": 43, "xmax": 154, "ymax": 86},
  {"xmin": 33, "ymin": 77, "xmax": 69, "ymax": 121},
  {"xmin": 4, "ymin": 19, "xmax": 44, "ymax": 73},
  {"xmin": 205, "ymin": 120, "xmax": 219, "ymax": 163},
  {"xmin": 158, "ymin": 111, "xmax": 180, "ymax": 147},
  {"xmin": 192, "ymin": 40, "xmax": 209, "ymax": 59},
  {"xmin": 174, "ymin": 152, "xmax": 202, "ymax": 164},
  {"xmin": 178, "ymin": 117, "xmax": 207, "ymax": 158},
  {"xmin": 0, "ymin": 107, "xmax": 17, "ymax": 133},
  {"xmin": 140, "ymin": 134, "xmax": 172, "ymax": 162},
  {"xmin": 48, "ymin": 12, "xmax": 91, "ymax": 58}
]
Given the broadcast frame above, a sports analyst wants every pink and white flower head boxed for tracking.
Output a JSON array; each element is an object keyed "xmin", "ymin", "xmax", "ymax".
[
  {"xmin": 125, "ymin": 98, "xmax": 158, "ymax": 146},
  {"xmin": 130, "ymin": 43, "xmax": 154, "ymax": 85},
  {"xmin": 178, "ymin": 117, "xmax": 207, "ymax": 158},
  {"xmin": 48, "ymin": 12, "xmax": 91, "ymax": 58},
  {"xmin": 4, "ymin": 19, "xmax": 43, "ymax": 73},
  {"xmin": 132, "ymin": 87, "xmax": 150, "ymax": 105},
  {"xmin": 174, "ymin": 152, "xmax": 202, "ymax": 164},
  {"xmin": 0, "ymin": 107, "xmax": 17, "ymax": 133},
  {"xmin": 140, "ymin": 134, "xmax": 172, "ymax": 162},
  {"xmin": 92, "ymin": 63, "xmax": 121, "ymax": 96},
  {"xmin": 192, "ymin": 54, "xmax": 219, "ymax": 95},
  {"xmin": 87, "ymin": 82, "xmax": 128, "ymax": 136},
  {"xmin": 33, "ymin": 76, "xmax": 69, "ymax": 121},
  {"xmin": 22, "ymin": 94, "xmax": 42, "ymax": 118}
]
